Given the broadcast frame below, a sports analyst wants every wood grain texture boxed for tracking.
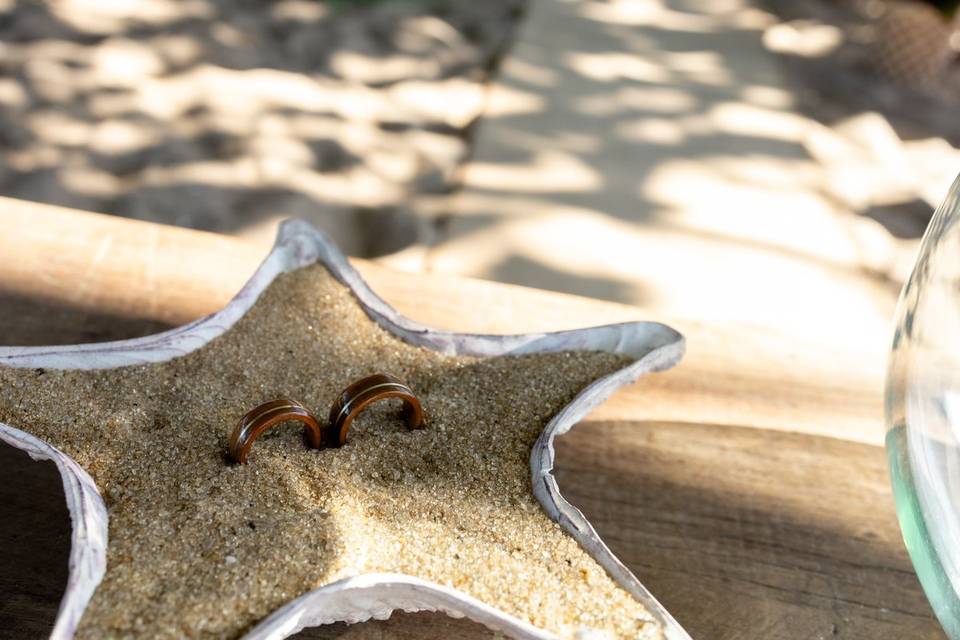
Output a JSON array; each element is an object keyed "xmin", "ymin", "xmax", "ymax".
[
  {"xmin": 0, "ymin": 199, "xmax": 942, "ymax": 639},
  {"xmin": 554, "ymin": 421, "xmax": 942, "ymax": 639}
]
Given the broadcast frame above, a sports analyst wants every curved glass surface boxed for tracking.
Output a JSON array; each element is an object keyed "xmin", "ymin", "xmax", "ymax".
[{"xmin": 887, "ymin": 173, "xmax": 960, "ymax": 639}]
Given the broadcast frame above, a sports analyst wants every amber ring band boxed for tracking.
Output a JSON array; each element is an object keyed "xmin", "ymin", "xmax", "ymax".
[
  {"xmin": 326, "ymin": 373, "xmax": 424, "ymax": 448},
  {"xmin": 228, "ymin": 373, "xmax": 424, "ymax": 464},
  {"xmin": 228, "ymin": 398, "xmax": 322, "ymax": 465}
]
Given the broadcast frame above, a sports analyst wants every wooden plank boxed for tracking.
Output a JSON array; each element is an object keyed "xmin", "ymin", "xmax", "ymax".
[
  {"xmin": 0, "ymin": 196, "xmax": 262, "ymax": 327},
  {"xmin": 554, "ymin": 421, "xmax": 941, "ymax": 639},
  {"xmin": 0, "ymin": 200, "xmax": 940, "ymax": 639}
]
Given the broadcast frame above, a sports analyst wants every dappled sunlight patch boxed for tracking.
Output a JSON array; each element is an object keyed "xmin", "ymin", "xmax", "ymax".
[
  {"xmin": 614, "ymin": 117, "xmax": 687, "ymax": 146},
  {"xmin": 727, "ymin": 6, "xmax": 778, "ymax": 30},
  {"xmin": 461, "ymin": 150, "xmax": 603, "ymax": 193},
  {"xmin": 706, "ymin": 101, "xmax": 812, "ymax": 142},
  {"xmin": 89, "ymin": 121, "xmax": 160, "ymax": 156},
  {"xmin": 270, "ymin": 0, "xmax": 328, "ymax": 24},
  {"xmin": 59, "ymin": 167, "xmax": 123, "ymax": 198},
  {"xmin": 22, "ymin": 58, "xmax": 79, "ymax": 103},
  {"xmin": 762, "ymin": 20, "xmax": 845, "ymax": 59},
  {"xmin": 388, "ymin": 79, "xmax": 486, "ymax": 128},
  {"xmin": 564, "ymin": 51, "xmax": 672, "ymax": 83},
  {"xmin": 739, "ymin": 84, "xmax": 793, "ymax": 109},
  {"xmin": 331, "ymin": 52, "xmax": 444, "ymax": 86},
  {"xmin": 640, "ymin": 156, "xmax": 860, "ymax": 264},
  {"xmin": 27, "ymin": 111, "xmax": 90, "ymax": 147},
  {"xmin": 481, "ymin": 83, "xmax": 545, "ymax": 118},
  {"xmin": 363, "ymin": 147, "xmax": 421, "ymax": 184},
  {"xmin": 428, "ymin": 207, "xmax": 654, "ymax": 304},
  {"xmin": 5, "ymin": 146, "xmax": 63, "ymax": 174},
  {"xmin": 394, "ymin": 15, "xmax": 472, "ymax": 52},
  {"xmin": 579, "ymin": 0, "xmax": 717, "ymax": 32},
  {"xmin": 0, "ymin": 78, "xmax": 26, "ymax": 108},
  {"xmin": 112, "ymin": 70, "xmax": 484, "ymax": 127},
  {"xmin": 49, "ymin": 0, "xmax": 213, "ymax": 34},
  {"xmin": 804, "ymin": 113, "xmax": 960, "ymax": 223},
  {"xmin": 89, "ymin": 39, "xmax": 165, "ymax": 88}
]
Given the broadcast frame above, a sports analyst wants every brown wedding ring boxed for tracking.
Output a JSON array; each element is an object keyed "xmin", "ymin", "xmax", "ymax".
[
  {"xmin": 228, "ymin": 373, "xmax": 425, "ymax": 463},
  {"xmin": 326, "ymin": 373, "xmax": 424, "ymax": 447},
  {"xmin": 229, "ymin": 398, "xmax": 323, "ymax": 464}
]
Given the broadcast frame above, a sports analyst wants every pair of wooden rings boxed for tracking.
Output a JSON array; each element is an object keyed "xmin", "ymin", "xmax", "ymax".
[{"xmin": 228, "ymin": 373, "xmax": 424, "ymax": 464}]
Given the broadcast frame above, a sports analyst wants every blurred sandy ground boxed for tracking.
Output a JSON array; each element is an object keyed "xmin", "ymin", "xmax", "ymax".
[
  {"xmin": 1, "ymin": 0, "xmax": 958, "ymax": 355},
  {"xmin": 412, "ymin": 0, "xmax": 960, "ymax": 355},
  {"xmin": 0, "ymin": 0, "xmax": 523, "ymax": 254}
]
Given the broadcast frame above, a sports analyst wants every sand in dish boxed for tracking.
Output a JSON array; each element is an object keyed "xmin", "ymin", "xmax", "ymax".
[{"xmin": 0, "ymin": 264, "xmax": 659, "ymax": 639}]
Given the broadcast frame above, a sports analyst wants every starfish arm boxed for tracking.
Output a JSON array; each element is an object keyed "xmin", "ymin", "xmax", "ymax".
[
  {"xmin": 243, "ymin": 574, "xmax": 560, "ymax": 640},
  {"xmin": 0, "ymin": 219, "xmax": 689, "ymax": 639},
  {"xmin": 532, "ymin": 329, "xmax": 688, "ymax": 640},
  {"xmin": 0, "ymin": 423, "xmax": 107, "ymax": 640}
]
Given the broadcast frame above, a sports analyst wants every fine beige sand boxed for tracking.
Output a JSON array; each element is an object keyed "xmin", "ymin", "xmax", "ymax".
[{"xmin": 0, "ymin": 264, "xmax": 659, "ymax": 639}]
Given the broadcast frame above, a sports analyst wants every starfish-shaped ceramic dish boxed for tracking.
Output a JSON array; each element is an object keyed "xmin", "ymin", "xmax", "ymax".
[{"xmin": 0, "ymin": 220, "xmax": 689, "ymax": 640}]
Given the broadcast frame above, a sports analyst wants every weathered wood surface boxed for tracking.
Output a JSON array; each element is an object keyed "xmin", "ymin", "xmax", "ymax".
[{"xmin": 0, "ymin": 198, "xmax": 943, "ymax": 639}]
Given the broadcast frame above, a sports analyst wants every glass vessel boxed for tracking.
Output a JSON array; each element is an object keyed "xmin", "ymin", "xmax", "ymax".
[{"xmin": 887, "ymin": 172, "xmax": 960, "ymax": 639}]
